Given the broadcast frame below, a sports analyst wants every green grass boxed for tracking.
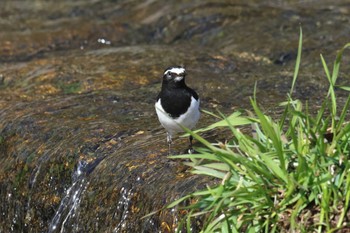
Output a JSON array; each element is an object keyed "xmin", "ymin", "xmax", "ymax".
[
  {"xmin": 169, "ymin": 29, "xmax": 350, "ymax": 232},
  {"xmin": 57, "ymin": 81, "xmax": 81, "ymax": 94}
]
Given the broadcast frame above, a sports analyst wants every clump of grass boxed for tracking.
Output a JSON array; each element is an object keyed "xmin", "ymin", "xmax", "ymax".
[
  {"xmin": 169, "ymin": 29, "xmax": 350, "ymax": 232},
  {"xmin": 57, "ymin": 81, "xmax": 81, "ymax": 94}
]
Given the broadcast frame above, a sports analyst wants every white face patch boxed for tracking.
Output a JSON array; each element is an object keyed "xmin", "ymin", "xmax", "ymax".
[{"xmin": 164, "ymin": 67, "xmax": 185, "ymax": 75}]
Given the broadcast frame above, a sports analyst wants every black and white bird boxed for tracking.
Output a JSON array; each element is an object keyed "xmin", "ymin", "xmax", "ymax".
[{"xmin": 155, "ymin": 66, "xmax": 200, "ymax": 154}]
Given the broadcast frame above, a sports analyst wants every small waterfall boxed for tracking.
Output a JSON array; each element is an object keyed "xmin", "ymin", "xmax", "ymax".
[
  {"xmin": 113, "ymin": 186, "xmax": 134, "ymax": 232},
  {"xmin": 48, "ymin": 160, "xmax": 91, "ymax": 233}
]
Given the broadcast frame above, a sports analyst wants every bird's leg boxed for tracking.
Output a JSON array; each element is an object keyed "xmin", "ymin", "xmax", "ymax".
[
  {"xmin": 188, "ymin": 135, "xmax": 194, "ymax": 154},
  {"xmin": 167, "ymin": 132, "xmax": 172, "ymax": 155}
]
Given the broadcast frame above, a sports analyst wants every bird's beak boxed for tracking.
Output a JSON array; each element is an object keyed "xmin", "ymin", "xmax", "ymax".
[
  {"xmin": 174, "ymin": 76, "xmax": 184, "ymax": 82},
  {"xmin": 174, "ymin": 72, "xmax": 185, "ymax": 82}
]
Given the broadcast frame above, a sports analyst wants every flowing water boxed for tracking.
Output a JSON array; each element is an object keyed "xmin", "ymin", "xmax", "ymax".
[
  {"xmin": 48, "ymin": 159, "xmax": 100, "ymax": 233},
  {"xmin": 0, "ymin": 0, "xmax": 350, "ymax": 232}
]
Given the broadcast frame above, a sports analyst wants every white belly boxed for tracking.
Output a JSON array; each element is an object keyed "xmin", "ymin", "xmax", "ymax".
[{"xmin": 155, "ymin": 97, "xmax": 200, "ymax": 137}]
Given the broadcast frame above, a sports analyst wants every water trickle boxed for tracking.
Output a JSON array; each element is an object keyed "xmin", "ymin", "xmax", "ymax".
[
  {"xmin": 48, "ymin": 160, "xmax": 95, "ymax": 233},
  {"xmin": 113, "ymin": 186, "xmax": 135, "ymax": 233}
]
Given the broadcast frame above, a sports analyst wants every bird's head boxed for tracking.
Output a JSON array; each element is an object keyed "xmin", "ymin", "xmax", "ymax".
[{"xmin": 163, "ymin": 66, "xmax": 186, "ymax": 84}]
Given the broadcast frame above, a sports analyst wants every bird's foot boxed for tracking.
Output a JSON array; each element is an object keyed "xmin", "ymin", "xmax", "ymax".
[
  {"xmin": 167, "ymin": 133, "xmax": 173, "ymax": 155},
  {"xmin": 188, "ymin": 135, "xmax": 195, "ymax": 154}
]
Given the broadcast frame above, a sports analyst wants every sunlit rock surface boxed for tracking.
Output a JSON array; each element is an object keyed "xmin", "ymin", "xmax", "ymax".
[{"xmin": 1, "ymin": 0, "xmax": 350, "ymax": 232}]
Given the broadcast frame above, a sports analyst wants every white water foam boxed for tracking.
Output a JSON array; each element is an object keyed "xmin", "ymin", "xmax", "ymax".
[{"xmin": 48, "ymin": 160, "xmax": 89, "ymax": 233}]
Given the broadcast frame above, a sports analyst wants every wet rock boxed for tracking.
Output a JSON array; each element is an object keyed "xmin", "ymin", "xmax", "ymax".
[{"xmin": 1, "ymin": 0, "xmax": 350, "ymax": 232}]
